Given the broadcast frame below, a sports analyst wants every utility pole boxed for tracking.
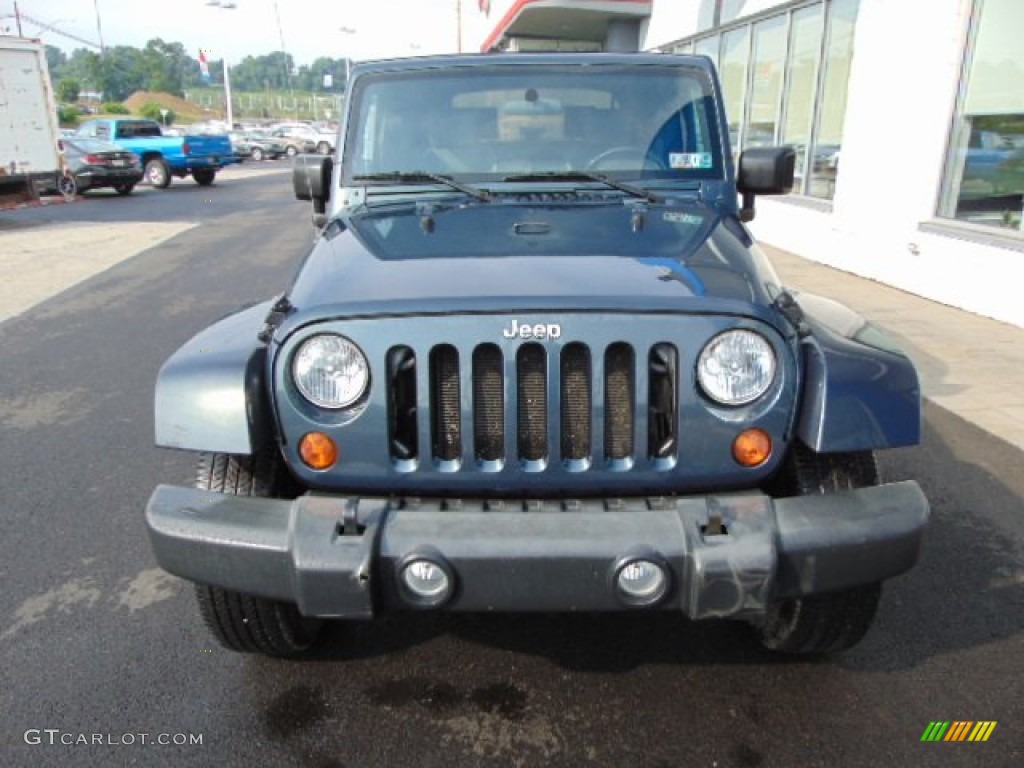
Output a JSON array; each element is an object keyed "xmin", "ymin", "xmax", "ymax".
[
  {"xmin": 93, "ymin": 0, "xmax": 106, "ymax": 53},
  {"xmin": 456, "ymin": 0, "xmax": 462, "ymax": 53},
  {"xmin": 13, "ymin": 1, "xmax": 23, "ymax": 36},
  {"xmin": 271, "ymin": 0, "xmax": 291, "ymax": 94}
]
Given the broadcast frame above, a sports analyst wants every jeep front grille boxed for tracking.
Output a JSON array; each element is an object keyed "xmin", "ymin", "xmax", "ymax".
[
  {"xmin": 473, "ymin": 344, "xmax": 504, "ymax": 462},
  {"xmin": 517, "ymin": 344, "xmax": 548, "ymax": 462},
  {"xmin": 560, "ymin": 343, "xmax": 591, "ymax": 461},
  {"xmin": 430, "ymin": 345, "xmax": 461, "ymax": 462},
  {"xmin": 604, "ymin": 343, "xmax": 634, "ymax": 461},
  {"xmin": 648, "ymin": 343, "xmax": 678, "ymax": 459},
  {"xmin": 387, "ymin": 346, "xmax": 418, "ymax": 461},
  {"xmin": 386, "ymin": 342, "xmax": 680, "ymax": 470}
]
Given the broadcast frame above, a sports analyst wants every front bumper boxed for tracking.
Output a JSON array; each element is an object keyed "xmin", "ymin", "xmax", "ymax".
[{"xmin": 145, "ymin": 482, "xmax": 928, "ymax": 620}]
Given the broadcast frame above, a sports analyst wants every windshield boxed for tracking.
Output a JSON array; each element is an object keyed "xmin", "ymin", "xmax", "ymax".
[{"xmin": 345, "ymin": 63, "xmax": 723, "ymax": 183}]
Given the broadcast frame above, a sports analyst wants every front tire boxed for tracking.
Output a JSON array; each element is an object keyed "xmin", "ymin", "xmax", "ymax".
[
  {"xmin": 192, "ymin": 450, "xmax": 322, "ymax": 657},
  {"xmin": 251, "ymin": 147, "xmax": 265, "ymax": 161},
  {"xmin": 145, "ymin": 158, "xmax": 171, "ymax": 189},
  {"xmin": 195, "ymin": 584, "xmax": 322, "ymax": 657},
  {"xmin": 114, "ymin": 183, "xmax": 135, "ymax": 195},
  {"xmin": 317, "ymin": 141, "xmax": 331, "ymax": 155},
  {"xmin": 758, "ymin": 446, "xmax": 883, "ymax": 655}
]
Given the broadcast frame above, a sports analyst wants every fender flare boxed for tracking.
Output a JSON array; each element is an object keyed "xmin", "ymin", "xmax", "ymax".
[
  {"xmin": 154, "ymin": 301, "xmax": 273, "ymax": 454},
  {"xmin": 794, "ymin": 292, "xmax": 921, "ymax": 452}
]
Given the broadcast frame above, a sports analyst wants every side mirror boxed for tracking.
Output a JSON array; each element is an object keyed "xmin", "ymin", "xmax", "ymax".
[
  {"xmin": 737, "ymin": 146, "xmax": 796, "ymax": 222},
  {"xmin": 292, "ymin": 153, "xmax": 334, "ymax": 210}
]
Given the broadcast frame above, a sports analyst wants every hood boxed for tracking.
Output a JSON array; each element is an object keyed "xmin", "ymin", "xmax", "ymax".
[{"xmin": 284, "ymin": 199, "xmax": 783, "ymax": 323}]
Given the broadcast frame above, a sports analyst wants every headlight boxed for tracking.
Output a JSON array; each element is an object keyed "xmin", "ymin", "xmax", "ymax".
[
  {"xmin": 292, "ymin": 334, "xmax": 369, "ymax": 409},
  {"xmin": 697, "ymin": 330, "xmax": 776, "ymax": 405}
]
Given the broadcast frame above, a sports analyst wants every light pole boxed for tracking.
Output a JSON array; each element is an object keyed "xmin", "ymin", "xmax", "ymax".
[
  {"xmin": 205, "ymin": 1, "xmax": 235, "ymax": 129},
  {"xmin": 338, "ymin": 26, "xmax": 356, "ymax": 88},
  {"xmin": 338, "ymin": 26, "xmax": 357, "ymax": 120}
]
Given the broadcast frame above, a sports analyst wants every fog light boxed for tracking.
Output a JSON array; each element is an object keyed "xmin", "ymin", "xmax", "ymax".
[
  {"xmin": 299, "ymin": 432, "xmax": 338, "ymax": 470},
  {"xmin": 614, "ymin": 558, "xmax": 669, "ymax": 606},
  {"xmin": 399, "ymin": 556, "xmax": 454, "ymax": 607},
  {"xmin": 732, "ymin": 428, "xmax": 772, "ymax": 467}
]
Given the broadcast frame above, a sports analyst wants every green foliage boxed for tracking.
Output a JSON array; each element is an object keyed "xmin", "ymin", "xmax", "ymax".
[
  {"xmin": 56, "ymin": 78, "xmax": 81, "ymax": 104},
  {"xmin": 139, "ymin": 102, "xmax": 176, "ymax": 126},
  {"xmin": 45, "ymin": 45, "xmax": 68, "ymax": 76},
  {"xmin": 44, "ymin": 39, "xmax": 348, "ymax": 101},
  {"xmin": 142, "ymin": 38, "xmax": 192, "ymax": 97},
  {"xmin": 102, "ymin": 102, "xmax": 130, "ymax": 114},
  {"xmin": 57, "ymin": 104, "xmax": 80, "ymax": 126}
]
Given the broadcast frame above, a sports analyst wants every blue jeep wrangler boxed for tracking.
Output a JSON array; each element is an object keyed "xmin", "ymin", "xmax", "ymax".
[{"xmin": 146, "ymin": 53, "xmax": 929, "ymax": 658}]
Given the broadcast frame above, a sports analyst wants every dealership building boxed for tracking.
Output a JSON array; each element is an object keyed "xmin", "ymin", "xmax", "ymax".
[{"xmin": 463, "ymin": 0, "xmax": 1024, "ymax": 329}]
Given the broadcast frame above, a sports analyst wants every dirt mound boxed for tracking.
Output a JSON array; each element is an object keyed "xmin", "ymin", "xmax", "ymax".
[{"xmin": 124, "ymin": 91, "xmax": 208, "ymax": 120}]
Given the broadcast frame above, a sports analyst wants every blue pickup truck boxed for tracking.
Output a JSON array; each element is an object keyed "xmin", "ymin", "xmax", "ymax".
[{"xmin": 74, "ymin": 118, "xmax": 237, "ymax": 188}]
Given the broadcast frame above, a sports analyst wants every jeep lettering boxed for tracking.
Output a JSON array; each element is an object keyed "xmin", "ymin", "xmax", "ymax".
[{"xmin": 503, "ymin": 320, "xmax": 562, "ymax": 340}]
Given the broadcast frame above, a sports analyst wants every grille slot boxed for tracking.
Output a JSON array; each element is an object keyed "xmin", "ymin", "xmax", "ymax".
[
  {"xmin": 560, "ymin": 343, "xmax": 591, "ymax": 461},
  {"xmin": 430, "ymin": 345, "xmax": 461, "ymax": 462},
  {"xmin": 473, "ymin": 344, "xmax": 504, "ymax": 462},
  {"xmin": 517, "ymin": 344, "xmax": 548, "ymax": 461},
  {"xmin": 648, "ymin": 343, "xmax": 678, "ymax": 459},
  {"xmin": 387, "ymin": 346, "xmax": 418, "ymax": 461},
  {"xmin": 604, "ymin": 343, "xmax": 635, "ymax": 461}
]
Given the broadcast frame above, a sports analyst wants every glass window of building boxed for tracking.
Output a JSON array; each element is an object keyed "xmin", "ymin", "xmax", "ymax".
[
  {"xmin": 808, "ymin": 0, "xmax": 859, "ymax": 199},
  {"xmin": 720, "ymin": 27, "xmax": 750, "ymax": 152},
  {"xmin": 662, "ymin": 0, "xmax": 859, "ymax": 199},
  {"xmin": 939, "ymin": 0, "xmax": 1024, "ymax": 233},
  {"xmin": 694, "ymin": 35, "xmax": 719, "ymax": 67},
  {"xmin": 745, "ymin": 15, "xmax": 788, "ymax": 149},
  {"xmin": 780, "ymin": 6, "xmax": 824, "ymax": 192}
]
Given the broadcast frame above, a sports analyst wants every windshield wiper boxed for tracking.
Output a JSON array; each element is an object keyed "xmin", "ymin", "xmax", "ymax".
[
  {"xmin": 352, "ymin": 171, "xmax": 491, "ymax": 201},
  {"xmin": 501, "ymin": 171, "xmax": 662, "ymax": 204}
]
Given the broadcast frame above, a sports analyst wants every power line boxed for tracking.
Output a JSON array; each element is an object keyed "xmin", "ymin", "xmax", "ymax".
[{"xmin": 1, "ymin": 12, "xmax": 102, "ymax": 49}]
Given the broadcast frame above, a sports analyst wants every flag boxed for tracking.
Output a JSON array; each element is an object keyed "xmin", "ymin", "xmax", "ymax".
[{"xmin": 198, "ymin": 50, "xmax": 210, "ymax": 82}]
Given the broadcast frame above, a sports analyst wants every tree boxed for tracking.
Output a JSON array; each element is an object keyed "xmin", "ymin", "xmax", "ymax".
[
  {"xmin": 139, "ymin": 102, "xmax": 175, "ymax": 126},
  {"xmin": 228, "ymin": 51, "xmax": 296, "ymax": 92},
  {"xmin": 142, "ymin": 38, "xmax": 192, "ymax": 97},
  {"xmin": 45, "ymin": 45, "xmax": 67, "ymax": 78},
  {"xmin": 298, "ymin": 57, "xmax": 349, "ymax": 93},
  {"xmin": 56, "ymin": 78, "xmax": 81, "ymax": 104},
  {"xmin": 77, "ymin": 47, "xmax": 148, "ymax": 101}
]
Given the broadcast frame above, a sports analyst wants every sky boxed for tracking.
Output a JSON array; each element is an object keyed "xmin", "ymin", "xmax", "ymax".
[{"xmin": 2, "ymin": 0, "xmax": 475, "ymax": 65}]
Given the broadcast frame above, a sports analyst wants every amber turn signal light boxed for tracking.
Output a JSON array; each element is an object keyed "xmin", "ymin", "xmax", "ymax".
[
  {"xmin": 732, "ymin": 429, "xmax": 772, "ymax": 467},
  {"xmin": 299, "ymin": 432, "xmax": 338, "ymax": 470}
]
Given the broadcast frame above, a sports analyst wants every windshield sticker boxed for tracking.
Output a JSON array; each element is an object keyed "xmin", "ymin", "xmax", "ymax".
[
  {"xmin": 373, "ymin": 218, "xmax": 394, "ymax": 238},
  {"xmin": 662, "ymin": 211, "xmax": 704, "ymax": 226},
  {"xmin": 669, "ymin": 152, "xmax": 713, "ymax": 170}
]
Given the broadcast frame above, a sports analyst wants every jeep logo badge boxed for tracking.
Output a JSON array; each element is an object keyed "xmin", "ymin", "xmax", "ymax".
[{"xmin": 502, "ymin": 320, "xmax": 562, "ymax": 340}]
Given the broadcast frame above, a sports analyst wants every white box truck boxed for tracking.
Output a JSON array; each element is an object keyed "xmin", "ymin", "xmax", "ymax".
[{"xmin": 1, "ymin": 37, "xmax": 71, "ymax": 209}]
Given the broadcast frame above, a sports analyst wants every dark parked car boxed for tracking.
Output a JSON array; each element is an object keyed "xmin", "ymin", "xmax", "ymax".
[
  {"xmin": 146, "ymin": 53, "xmax": 929, "ymax": 659},
  {"xmin": 242, "ymin": 131, "xmax": 286, "ymax": 161},
  {"xmin": 62, "ymin": 137, "xmax": 143, "ymax": 195},
  {"xmin": 227, "ymin": 132, "xmax": 252, "ymax": 162},
  {"xmin": 268, "ymin": 128, "xmax": 317, "ymax": 157}
]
